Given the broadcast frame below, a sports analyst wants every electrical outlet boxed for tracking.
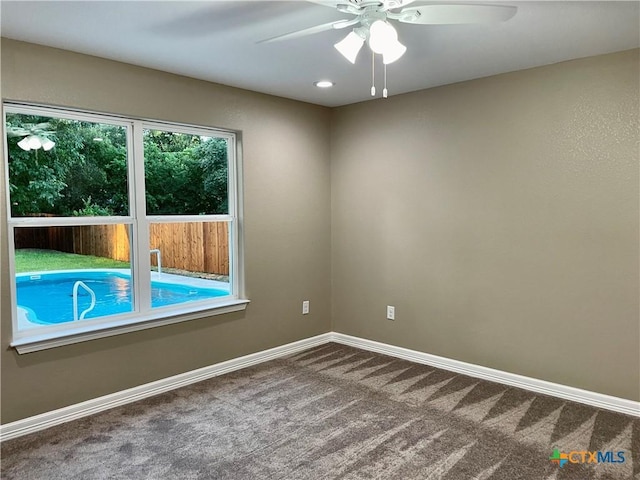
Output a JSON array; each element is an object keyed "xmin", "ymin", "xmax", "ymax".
[
  {"xmin": 302, "ymin": 300, "xmax": 310, "ymax": 315},
  {"xmin": 387, "ymin": 305, "xmax": 395, "ymax": 320}
]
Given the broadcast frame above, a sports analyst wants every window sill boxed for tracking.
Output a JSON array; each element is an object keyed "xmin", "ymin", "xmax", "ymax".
[{"xmin": 11, "ymin": 299, "xmax": 250, "ymax": 354}]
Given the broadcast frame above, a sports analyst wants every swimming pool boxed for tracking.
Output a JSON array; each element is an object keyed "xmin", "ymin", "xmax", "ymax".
[{"xmin": 16, "ymin": 270, "xmax": 229, "ymax": 325}]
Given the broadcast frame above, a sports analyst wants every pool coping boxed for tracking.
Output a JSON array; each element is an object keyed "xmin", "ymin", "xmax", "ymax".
[{"xmin": 16, "ymin": 268, "xmax": 229, "ymax": 290}]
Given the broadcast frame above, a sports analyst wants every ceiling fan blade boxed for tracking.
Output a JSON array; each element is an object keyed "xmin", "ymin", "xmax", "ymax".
[
  {"xmin": 396, "ymin": 4, "xmax": 517, "ymax": 25},
  {"xmin": 382, "ymin": 0, "xmax": 418, "ymax": 11},
  {"xmin": 258, "ymin": 18, "xmax": 359, "ymax": 43},
  {"xmin": 305, "ymin": 0, "xmax": 344, "ymax": 8}
]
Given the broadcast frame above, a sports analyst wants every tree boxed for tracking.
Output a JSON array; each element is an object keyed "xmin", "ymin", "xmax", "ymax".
[
  {"xmin": 63, "ymin": 123, "xmax": 128, "ymax": 215},
  {"xmin": 6, "ymin": 115, "xmax": 68, "ymax": 216},
  {"xmin": 7, "ymin": 115, "xmax": 229, "ymax": 217},
  {"xmin": 143, "ymin": 131, "xmax": 228, "ymax": 215},
  {"xmin": 195, "ymin": 138, "xmax": 228, "ymax": 214}
]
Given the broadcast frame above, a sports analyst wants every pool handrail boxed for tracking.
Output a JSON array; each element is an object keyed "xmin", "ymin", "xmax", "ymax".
[
  {"xmin": 73, "ymin": 281, "xmax": 96, "ymax": 321},
  {"xmin": 150, "ymin": 249, "xmax": 162, "ymax": 274}
]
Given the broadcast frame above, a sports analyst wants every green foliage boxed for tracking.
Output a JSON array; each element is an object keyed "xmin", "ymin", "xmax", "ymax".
[
  {"xmin": 72, "ymin": 197, "xmax": 114, "ymax": 216},
  {"xmin": 144, "ymin": 131, "xmax": 228, "ymax": 215},
  {"xmin": 197, "ymin": 138, "xmax": 229, "ymax": 214},
  {"xmin": 61, "ymin": 122, "xmax": 128, "ymax": 215},
  {"xmin": 6, "ymin": 114, "xmax": 229, "ymax": 217},
  {"xmin": 7, "ymin": 115, "xmax": 67, "ymax": 216}
]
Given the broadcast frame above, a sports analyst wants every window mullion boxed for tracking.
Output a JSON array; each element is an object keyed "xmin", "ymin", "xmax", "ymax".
[
  {"xmin": 145, "ymin": 214, "xmax": 234, "ymax": 224},
  {"xmin": 8, "ymin": 216, "xmax": 135, "ymax": 227},
  {"xmin": 228, "ymin": 134, "xmax": 241, "ymax": 298},
  {"xmin": 7, "ymin": 224, "xmax": 19, "ymax": 338},
  {"xmin": 131, "ymin": 121, "xmax": 151, "ymax": 313}
]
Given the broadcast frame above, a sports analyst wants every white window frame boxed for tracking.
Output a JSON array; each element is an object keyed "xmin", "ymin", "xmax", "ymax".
[{"xmin": 3, "ymin": 102, "xmax": 248, "ymax": 353}]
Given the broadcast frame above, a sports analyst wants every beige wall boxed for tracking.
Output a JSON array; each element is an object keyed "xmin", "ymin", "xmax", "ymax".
[
  {"xmin": 1, "ymin": 41, "xmax": 638, "ymax": 424},
  {"xmin": 0, "ymin": 39, "xmax": 332, "ymax": 422},
  {"xmin": 331, "ymin": 49, "xmax": 639, "ymax": 401}
]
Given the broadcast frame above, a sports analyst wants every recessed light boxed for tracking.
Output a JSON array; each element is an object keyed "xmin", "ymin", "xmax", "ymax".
[{"xmin": 314, "ymin": 80, "xmax": 335, "ymax": 88}]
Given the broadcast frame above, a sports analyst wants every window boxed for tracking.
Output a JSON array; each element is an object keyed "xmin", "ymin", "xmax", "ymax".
[{"xmin": 4, "ymin": 103, "xmax": 246, "ymax": 352}]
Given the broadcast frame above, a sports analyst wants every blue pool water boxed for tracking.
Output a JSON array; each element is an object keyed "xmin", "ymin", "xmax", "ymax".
[{"xmin": 16, "ymin": 271, "xmax": 228, "ymax": 325}]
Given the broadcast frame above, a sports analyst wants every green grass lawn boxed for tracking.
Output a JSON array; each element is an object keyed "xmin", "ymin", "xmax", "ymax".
[{"xmin": 15, "ymin": 249, "xmax": 130, "ymax": 273}]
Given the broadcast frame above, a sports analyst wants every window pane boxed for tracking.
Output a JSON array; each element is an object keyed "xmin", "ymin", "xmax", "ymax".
[
  {"xmin": 149, "ymin": 221, "xmax": 230, "ymax": 309},
  {"xmin": 6, "ymin": 113, "xmax": 129, "ymax": 217},
  {"xmin": 144, "ymin": 129, "xmax": 228, "ymax": 215},
  {"xmin": 14, "ymin": 225, "xmax": 133, "ymax": 329}
]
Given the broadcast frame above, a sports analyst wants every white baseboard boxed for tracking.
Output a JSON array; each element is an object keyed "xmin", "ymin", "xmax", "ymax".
[
  {"xmin": 330, "ymin": 332, "xmax": 640, "ymax": 418},
  {"xmin": 2, "ymin": 331, "xmax": 637, "ymax": 442},
  {"xmin": 0, "ymin": 333, "xmax": 332, "ymax": 442}
]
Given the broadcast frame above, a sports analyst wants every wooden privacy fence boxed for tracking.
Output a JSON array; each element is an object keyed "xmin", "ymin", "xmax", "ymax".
[
  {"xmin": 73, "ymin": 224, "xmax": 131, "ymax": 263},
  {"xmin": 150, "ymin": 222, "xmax": 228, "ymax": 275},
  {"xmin": 15, "ymin": 222, "xmax": 229, "ymax": 275}
]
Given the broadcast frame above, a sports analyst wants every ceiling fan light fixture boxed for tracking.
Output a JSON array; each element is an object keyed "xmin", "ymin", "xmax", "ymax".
[
  {"xmin": 334, "ymin": 31, "xmax": 365, "ymax": 64},
  {"xmin": 26, "ymin": 135, "xmax": 43, "ymax": 150},
  {"xmin": 17, "ymin": 136, "xmax": 32, "ymax": 151},
  {"xmin": 382, "ymin": 39, "xmax": 406, "ymax": 64},
  {"xmin": 41, "ymin": 137, "xmax": 56, "ymax": 151},
  {"xmin": 368, "ymin": 20, "xmax": 398, "ymax": 55},
  {"xmin": 16, "ymin": 134, "xmax": 55, "ymax": 151}
]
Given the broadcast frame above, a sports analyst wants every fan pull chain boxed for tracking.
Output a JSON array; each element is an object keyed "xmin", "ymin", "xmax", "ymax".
[
  {"xmin": 383, "ymin": 63, "xmax": 388, "ymax": 98},
  {"xmin": 371, "ymin": 51, "xmax": 376, "ymax": 97}
]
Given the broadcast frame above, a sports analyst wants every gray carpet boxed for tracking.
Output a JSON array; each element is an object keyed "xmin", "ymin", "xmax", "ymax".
[{"xmin": 2, "ymin": 342, "xmax": 639, "ymax": 479}]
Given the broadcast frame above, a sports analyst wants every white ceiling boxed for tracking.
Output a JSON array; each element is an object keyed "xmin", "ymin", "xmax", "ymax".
[{"xmin": 1, "ymin": 1, "xmax": 638, "ymax": 107}]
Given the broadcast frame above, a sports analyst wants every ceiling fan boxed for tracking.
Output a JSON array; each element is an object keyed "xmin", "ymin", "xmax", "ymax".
[
  {"xmin": 7, "ymin": 122, "xmax": 56, "ymax": 151},
  {"xmin": 261, "ymin": 1, "xmax": 517, "ymax": 97}
]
